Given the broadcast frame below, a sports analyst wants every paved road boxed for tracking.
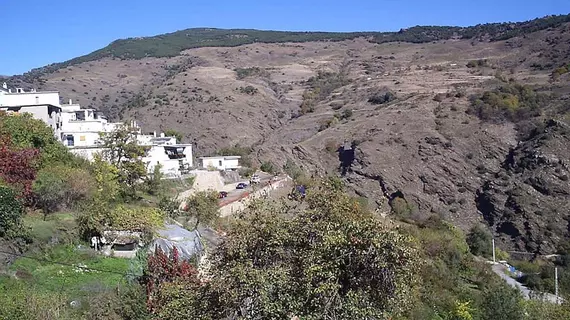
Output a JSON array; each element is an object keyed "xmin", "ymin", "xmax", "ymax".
[{"xmin": 491, "ymin": 263, "xmax": 561, "ymax": 304}]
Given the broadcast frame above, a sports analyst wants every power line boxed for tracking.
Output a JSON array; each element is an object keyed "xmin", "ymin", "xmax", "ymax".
[{"xmin": 0, "ymin": 249, "xmax": 133, "ymax": 276}]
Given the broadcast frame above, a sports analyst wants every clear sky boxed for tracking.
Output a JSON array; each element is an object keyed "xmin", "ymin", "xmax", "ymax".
[{"xmin": 1, "ymin": 0, "xmax": 569, "ymax": 75}]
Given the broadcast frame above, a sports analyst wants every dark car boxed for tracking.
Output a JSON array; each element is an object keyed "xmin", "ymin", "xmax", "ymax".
[
  {"xmin": 219, "ymin": 191, "xmax": 228, "ymax": 198},
  {"xmin": 236, "ymin": 182, "xmax": 248, "ymax": 189}
]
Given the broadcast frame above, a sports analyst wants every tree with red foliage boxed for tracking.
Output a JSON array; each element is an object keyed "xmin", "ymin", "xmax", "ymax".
[
  {"xmin": 143, "ymin": 246, "xmax": 200, "ymax": 313},
  {"xmin": 0, "ymin": 137, "xmax": 39, "ymax": 199}
]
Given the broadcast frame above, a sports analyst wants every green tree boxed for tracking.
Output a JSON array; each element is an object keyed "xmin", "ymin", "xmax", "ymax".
[
  {"xmin": 466, "ymin": 224, "xmax": 493, "ymax": 257},
  {"xmin": 100, "ymin": 122, "xmax": 147, "ymax": 198},
  {"xmin": 0, "ymin": 186, "xmax": 24, "ymax": 238},
  {"xmin": 0, "ymin": 112, "xmax": 75, "ymax": 167},
  {"xmin": 33, "ymin": 167, "xmax": 67, "ymax": 220},
  {"xmin": 164, "ymin": 129, "xmax": 183, "ymax": 143},
  {"xmin": 145, "ymin": 163, "xmax": 164, "ymax": 195},
  {"xmin": 92, "ymin": 153, "xmax": 121, "ymax": 203},
  {"xmin": 183, "ymin": 190, "xmax": 219, "ymax": 229},
  {"xmin": 33, "ymin": 166, "xmax": 94, "ymax": 219},
  {"xmin": 260, "ymin": 161, "xmax": 275, "ymax": 173},
  {"xmin": 481, "ymin": 283, "xmax": 524, "ymax": 320},
  {"xmin": 157, "ymin": 179, "xmax": 421, "ymax": 319}
]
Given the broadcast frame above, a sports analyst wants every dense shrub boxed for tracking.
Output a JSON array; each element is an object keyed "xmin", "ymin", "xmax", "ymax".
[
  {"xmin": 368, "ymin": 90, "xmax": 396, "ymax": 105},
  {"xmin": 33, "ymin": 166, "xmax": 94, "ymax": 217},
  {"xmin": 0, "ymin": 186, "xmax": 24, "ymax": 238},
  {"xmin": 467, "ymin": 83, "xmax": 549, "ymax": 122},
  {"xmin": 0, "ymin": 138, "xmax": 39, "ymax": 199},
  {"xmin": 234, "ymin": 67, "xmax": 269, "ymax": 79},
  {"xmin": 260, "ymin": 161, "xmax": 275, "ymax": 173},
  {"xmin": 466, "ymin": 224, "xmax": 493, "ymax": 257},
  {"xmin": 300, "ymin": 71, "xmax": 350, "ymax": 114}
]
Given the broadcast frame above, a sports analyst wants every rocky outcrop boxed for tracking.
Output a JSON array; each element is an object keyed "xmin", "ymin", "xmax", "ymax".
[{"xmin": 477, "ymin": 120, "xmax": 570, "ymax": 254}]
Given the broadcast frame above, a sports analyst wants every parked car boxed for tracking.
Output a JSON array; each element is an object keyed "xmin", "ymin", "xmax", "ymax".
[
  {"xmin": 250, "ymin": 174, "xmax": 261, "ymax": 184},
  {"xmin": 236, "ymin": 182, "xmax": 248, "ymax": 189},
  {"xmin": 219, "ymin": 191, "xmax": 228, "ymax": 198}
]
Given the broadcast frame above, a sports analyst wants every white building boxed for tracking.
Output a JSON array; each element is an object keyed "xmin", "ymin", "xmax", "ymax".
[
  {"xmin": 0, "ymin": 83, "xmax": 63, "ymax": 138},
  {"xmin": 144, "ymin": 144, "xmax": 194, "ymax": 177},
  {"xmin": 0, "ymin": 83, "xmax": 194, "ymax": 177},
  {"xmin": 0, "ymin": 83, "xmax": 60, "ymax": 107},
  {"xmin": 198, "ymin": 156, "xmax": 241, "ymax": 171},
  {"xmin": 60, "ymin": 100, "xmax": 122, "ymax": 147}
]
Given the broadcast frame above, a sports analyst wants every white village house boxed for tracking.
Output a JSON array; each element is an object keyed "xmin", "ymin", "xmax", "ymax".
[
  {"xmin": 198, "ymin": 156, "xmax": 241, "ymax": 171},
  {"xmin": 0, "ymin": 83, "xmax": 193, "ymax": 177}
]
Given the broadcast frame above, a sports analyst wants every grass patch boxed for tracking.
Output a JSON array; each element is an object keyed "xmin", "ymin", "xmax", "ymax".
[
  {"xmin": 4, "ymin": 245, "xmax": 130, "ymax": 297},
  {"xmin": 24, "ymin": 212, "xmax": 77, "ymax": 245}
]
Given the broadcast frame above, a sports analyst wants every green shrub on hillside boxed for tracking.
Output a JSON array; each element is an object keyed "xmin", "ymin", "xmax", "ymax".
[
  {"xmin": 368, "ymin": 91, "xmax": 396, "ymax": 105},
  {"xmin": 234, "ymin": 67, "xmax": 269, "ymax": 80},
  {"xmin": 467, "ymin": 83, "xmax": 549, "ymax": 122},
  {"xmin": 33, "ymin": 166, "xmax": 94, "ymax": 218},
  {"xmin": 0, "ymin": 186, "xmax": 24, "ymax": 238},
  {"xmin": 300, "ymin": 71, "xmax": 350, "ymax": 114},
  {"xmin": 466, "ymin": 224, "xmax": 493, "ymax": 258}
]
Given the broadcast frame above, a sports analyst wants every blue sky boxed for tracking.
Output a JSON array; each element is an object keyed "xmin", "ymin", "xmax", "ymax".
[{"xmin": 1, "ymin": 0, "xmax": 569, "ymax": 75}]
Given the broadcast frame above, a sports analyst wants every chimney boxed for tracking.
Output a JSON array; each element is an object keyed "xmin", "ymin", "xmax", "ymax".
[
  {"xmin": 8, "ymin": 89, "xmax": 12, "ymax": 93},
  {"xmin": 69, "ymin": 99, "xmax": 72, "ymax": 105},
  {"xmin": 153, "ymin": 131, "xmax": 157, "ymax": 137},
  {"xmin": 160, "ymin": 132, "xmax": 165, "ymax": 138}
]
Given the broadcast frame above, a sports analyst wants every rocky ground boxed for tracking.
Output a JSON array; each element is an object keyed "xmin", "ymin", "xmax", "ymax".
[{"xmin": 4, "ymin": 23, "xmax": 570, "ymax": 254}]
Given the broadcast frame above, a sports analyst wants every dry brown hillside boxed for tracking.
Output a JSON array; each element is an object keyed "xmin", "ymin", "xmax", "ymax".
[{"xmin": 4, "ymin": 21, "xmax": 570, "ymax": 254}]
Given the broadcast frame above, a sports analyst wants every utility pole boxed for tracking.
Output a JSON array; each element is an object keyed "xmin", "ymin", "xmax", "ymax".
[
  {"xmin": 555, "ymin": 267, "xmax": 559, "ymax": 304},
  {"xmin": 493, "ymin": 238, "xmax": 497, "ymax": 263}
]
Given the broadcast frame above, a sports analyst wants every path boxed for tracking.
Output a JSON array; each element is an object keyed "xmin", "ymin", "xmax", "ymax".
[{"xmin": 491, "ymin": 263, "xmax": 561, "ymax": 304}]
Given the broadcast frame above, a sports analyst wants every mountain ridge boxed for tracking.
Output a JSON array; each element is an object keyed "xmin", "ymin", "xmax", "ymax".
[{"xmin": 5, "ymin": 13, "xmax": 569, "ymax": 78}]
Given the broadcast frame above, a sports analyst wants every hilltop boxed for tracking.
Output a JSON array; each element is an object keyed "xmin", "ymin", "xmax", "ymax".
[{"xmin": 3, "ymin": 13, "xmax": 570, "ymax": 254}]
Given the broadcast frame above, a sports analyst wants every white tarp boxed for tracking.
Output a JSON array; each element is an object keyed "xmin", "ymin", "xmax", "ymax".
[{"xmin": 149, "ymin": 224, "xmax": 204, "ymax": 261}]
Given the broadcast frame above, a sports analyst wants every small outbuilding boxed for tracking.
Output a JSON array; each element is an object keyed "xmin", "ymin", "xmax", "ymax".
[{"xmin": 198, "ymin": 156, "xmax": 241, "ymax": 171}]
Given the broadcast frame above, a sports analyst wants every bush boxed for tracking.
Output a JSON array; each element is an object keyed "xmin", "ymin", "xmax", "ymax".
[
  {"xmin": 164, "ymin": 129, "xmax": 183, "ymax": 143},
  {"xmin": 239, "ymin": 85, "xmax": 258, "ymax": 95},
  {"xmin": 466, "ymin": 59, "xmax": 489, "ymax": 68},
  {"xmin": 466, "ymin": 224, "xmax": 493, "ymax": 257},
  {"xmin": 260, "ymin": 161, "xmax": 275, "ymax": 174},
  {"xmin": 78, "ymin": 203, "xmax": 165, "ymax": 238},
  {"xmin": 467, "ymin": 83, "xmax": 549, "ymax": 123},
  {"xmin": 0, "ymin": 186, "xmax": 24, "ymax": 238},
  {"xmin": 300, "ymin": 71, "xmax": 350, "ymax": 115},
  {"xmin": 318, "ymin": 117, "xmax": 336, "ymax": 131},
  {"xmin": 342, "ymin": 108, "xmax": 353, "ymax": 119},
  {"xmin": 33, "ymin": 166, "xmax": 94, "ymax": 218},
  {"xmin": 368, "ymin": 91, "xmax": 396, "ymax": 105},
  {"xmin": 481, "ymin": 283, "xmax": 524, "ymax": 320},
  {"xmin": 183, "ymin": 190, "xmax": 219, "ymax": 229},
  {"xmin": 234, "ymin": 67, "xmax": 268, "ymax": 80}
]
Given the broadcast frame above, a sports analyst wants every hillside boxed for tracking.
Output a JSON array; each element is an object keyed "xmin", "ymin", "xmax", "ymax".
[{"xmin": 3, "ymin": 14, "xmax": 570, "ymax": 254}]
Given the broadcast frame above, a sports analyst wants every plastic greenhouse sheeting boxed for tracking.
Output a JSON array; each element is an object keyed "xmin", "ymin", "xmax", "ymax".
[{"xmin": 149, "ymin": 224, "xmax": 204, "ymax": 260}]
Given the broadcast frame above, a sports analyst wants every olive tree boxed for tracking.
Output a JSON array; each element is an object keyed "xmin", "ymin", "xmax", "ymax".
[{"xmin": 152, "ymin": 178, "xmax": 421, "ymax": 319}]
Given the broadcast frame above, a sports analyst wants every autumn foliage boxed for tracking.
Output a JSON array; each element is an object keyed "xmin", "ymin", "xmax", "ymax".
[
  {"xmin": 0, "ymin": 137, "xmax": 39, "ymax": 199},
  {"xmin": 143, "ymin": 247, "xmax": 200, "ymax": 313}
]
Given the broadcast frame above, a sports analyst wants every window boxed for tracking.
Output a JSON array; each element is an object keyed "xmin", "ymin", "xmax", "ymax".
[
  {"xmin": 35, "ymin": 96, "xmax": 39, "ymax": 104},
  {"xmin": 79, "ymin": 135, "xmax": 86, "ymax": 141},
  {"xmin": 66, "ymin": 135, "xmax": 74, "ymax": 146},
  {"xmin": 219, "ymin": 160, "xmax": 223, "ymax": 167}
]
